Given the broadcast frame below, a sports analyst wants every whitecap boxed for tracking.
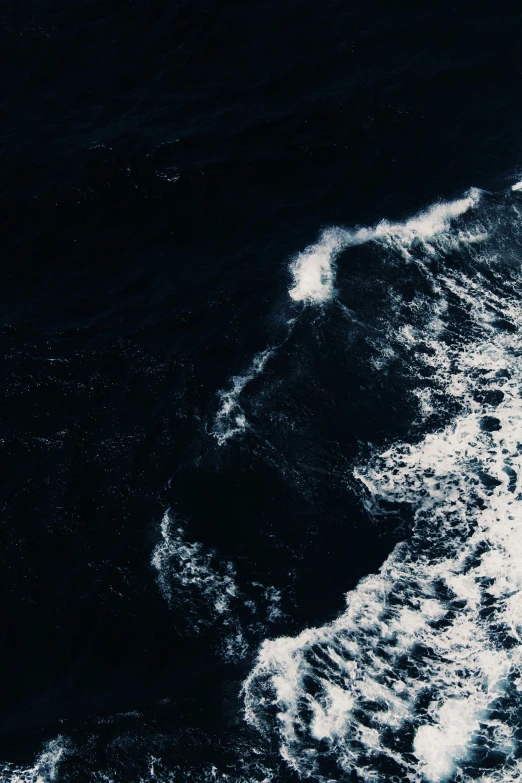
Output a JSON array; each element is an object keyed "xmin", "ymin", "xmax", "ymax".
[
  {"xmin": 243, "ymin": 183, "xmax": 522, "ymax": 783},
  {"xmin": 288, "ymin": 189, "xmax": 481, "ymax": 304}
]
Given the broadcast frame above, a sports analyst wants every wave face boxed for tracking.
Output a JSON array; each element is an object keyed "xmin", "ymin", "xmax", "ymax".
[{"xmin": 243, "ymin": 186, "xmax": 522, "ymax": 783}]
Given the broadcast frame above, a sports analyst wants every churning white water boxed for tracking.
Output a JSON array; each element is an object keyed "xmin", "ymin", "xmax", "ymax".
[{"xmin": 243, "ymin": 184, "xmax": 522, "ymax": 783}]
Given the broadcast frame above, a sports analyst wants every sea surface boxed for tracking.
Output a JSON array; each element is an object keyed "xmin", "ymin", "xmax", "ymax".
[{"xmin": 3, "ymin": 2, "xmax": 522, "ymax": 782}]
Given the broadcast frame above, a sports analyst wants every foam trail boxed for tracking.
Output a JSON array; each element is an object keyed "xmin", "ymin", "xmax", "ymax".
[
  {"xmin": 0, "ymin": 737, "xmax": 68, "ymax": 783},
  {"xmin": 244, "ymin": 184, "xmax": 522, "ymax": 783},
  {"xmin": 151, "ymin": 510, "xmax": 247, "ymax": 658},
  {"xmin": 288, "ymin": 189, "xmax": 481, "ymax": 304},
  {"xmin": 212, "ymin": 348, "xmax": 274, "ymax": 444},
  {"xmin": 151, "ymin": 510, "xmax": 239, "ymax": 617},
  {"xmin": 212, "ymin": 313, "xmax": 301, "ymax": 445},
  {"xmin": 152, "ymin": 510, "xmax": 287, "ymax": 661}
]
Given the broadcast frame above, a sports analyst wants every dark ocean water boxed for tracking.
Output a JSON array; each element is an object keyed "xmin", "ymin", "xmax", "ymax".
[{"xmin": 3, "ymin": 2, "xmax": 522, "ymax": 781}]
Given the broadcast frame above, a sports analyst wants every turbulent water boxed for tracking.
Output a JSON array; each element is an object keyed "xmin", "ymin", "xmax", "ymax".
[
  {"xmin": 10, "ymin": 181, "xmax": 522, "ymax": 783},
  {"xmin": 5, "ymin": 2, "xmax": 522, "ymax": 782},
  {"xmin": 243, "ymin": 184, "xmax": 522, "ymax": 783}
]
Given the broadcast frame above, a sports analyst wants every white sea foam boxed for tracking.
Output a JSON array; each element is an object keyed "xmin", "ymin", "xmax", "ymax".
[
  {"xmin": 511, "ymin": 180, "xmax": 522, "ymax": 191},
  {"xmin": 152, "ymin": 510, "xmax": 286, "ymax": 660},
  {"xmin": 214, "ymin": 191, "xmax": 481, "ymax": 447},
  {"xmin": 99, "ymin": 755, "xmax": 276, "ymax": 783},
  {"xmin": 244, "ymin": 185, "xmax": 522, "ymax": 782},
  {"xmin": 152, "ymin": 510, "xmax": 240, "ymax": 630},
  {"xmin": 213, "ymin": 348, "xmax": 274, "ymax": 445},
  {"xmin": 0, "ymin": 738, "xmax": 69, "ymax": 783},
  {"xmin": 288, "ymin": 189, "xmax": 481, "ymax": 304},
  {"xmin": 288, "ymin": 227, "xmax": 348, "ymax": 303}
]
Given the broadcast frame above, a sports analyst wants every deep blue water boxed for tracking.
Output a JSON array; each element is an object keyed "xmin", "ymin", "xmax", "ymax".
[{"xmin": 3, "ymin": 2, "xmax": 522, "ymax": 781}]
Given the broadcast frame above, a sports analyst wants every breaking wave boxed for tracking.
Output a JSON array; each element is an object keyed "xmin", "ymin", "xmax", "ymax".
[
  {"xmin": 212, "ymin": 189, "xmax": 482, "ymax": 444},
  {"xmin": 243, "ymin": 182, "xmax": 522, "ymax": 782},
  {"xmin": 288, "ymin": 189, "xmax": 480, "ymax": 304}
]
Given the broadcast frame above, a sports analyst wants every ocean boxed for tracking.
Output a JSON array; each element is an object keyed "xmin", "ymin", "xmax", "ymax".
[{"xmin": 2, "ymin": 2, "xmax": 522, "ymax": 781}]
